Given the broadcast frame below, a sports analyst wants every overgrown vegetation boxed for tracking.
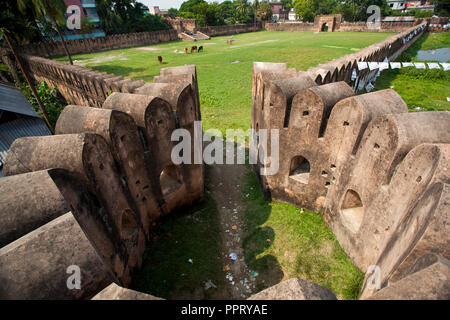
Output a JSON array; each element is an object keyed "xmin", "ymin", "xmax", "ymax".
[
  {"xmin": 375, "ymin": 32, "xmax": 450, "ymax": 112},
  {"xmin": 172, "ymin": 0, "xmax": 272, "ymax": 26},
  {"xmin": 21, "ymin": 81, "xmax": 66, "ymax": 126},
  {"xmin": 96, "ymin": 0, "xmax": 170, "ymax": 35}
]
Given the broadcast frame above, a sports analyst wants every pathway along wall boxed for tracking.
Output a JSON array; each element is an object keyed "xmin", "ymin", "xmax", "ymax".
[
  {"xmin": 252, "ymin": 22, "xmax": 450, "ymax": 299},
  {"xmin": 0, "ymin": 65, "xmax": 204, "ymax": 299}
]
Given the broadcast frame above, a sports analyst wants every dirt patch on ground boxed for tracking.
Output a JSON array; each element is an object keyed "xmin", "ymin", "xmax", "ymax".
[
  {"xmin": 207, "ymin": 161, "xmax": 261, "ymax": 299},
  {"xmin": 73, "ymin": 54, "xmax": 128, "ymax": 66},
  {"xmin": 135, "ymin": 47, "xmax": 165, "ymax": 51},
  {"xmin": 228, "ymin": 40, "xmax": 279, "ymax": 49}
]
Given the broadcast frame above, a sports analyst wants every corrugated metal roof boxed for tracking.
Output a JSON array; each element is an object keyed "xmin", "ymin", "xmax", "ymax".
[
  {"xmin": 0, "ymin": 117, "xmax": 51, "ymax": 176},
  {"xmin": 0, "ymin": 82, "xmax": 41, "ymax": 118}
]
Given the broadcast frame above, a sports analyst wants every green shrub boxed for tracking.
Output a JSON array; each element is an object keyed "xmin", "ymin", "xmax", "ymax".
[{"xmin": 398, "ymin": 67, "xmax": 450, "ymax": 81}]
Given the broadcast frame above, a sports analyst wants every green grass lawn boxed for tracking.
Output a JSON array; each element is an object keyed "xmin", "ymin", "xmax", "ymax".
[
  {"xmin": 58, "ymin": 30, "xmax": 393, "ymax": 132},
  {"xmin": 375, "ymin": 33, "xmax": 450, "ymax": 112},
  {"xmin": 57, "ymin": 30, "xmax": 400, "ymax": 300}
]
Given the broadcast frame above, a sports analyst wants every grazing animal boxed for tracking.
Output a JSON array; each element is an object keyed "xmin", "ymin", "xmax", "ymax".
[
  {"xmin": 197, "ymin": 46, "xmax": 203, "ymax": 53},
  {"xmin": 184, "ymin": 47, "xmax": 188, "ymax": 54},
  {"xmin": 191, "ymin": 46, "xmax": 198, "ymax": 53},
  {"xmin": 227, "ymin": 39, "xmax": 234, "ymax": 45},
  {"xmin": 158, "ymin": 56, "xmax": 163, "ymax": 64}
]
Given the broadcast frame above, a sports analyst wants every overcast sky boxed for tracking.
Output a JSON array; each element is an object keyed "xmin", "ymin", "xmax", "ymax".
[{"xmin": 139, "ymin": 0, "xmax": 227, "ymax": 10}]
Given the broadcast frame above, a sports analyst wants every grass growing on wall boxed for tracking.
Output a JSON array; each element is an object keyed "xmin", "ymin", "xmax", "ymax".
[{"xmin": 375, "ymin": 32, "xmax": 450, "ymax": 112}]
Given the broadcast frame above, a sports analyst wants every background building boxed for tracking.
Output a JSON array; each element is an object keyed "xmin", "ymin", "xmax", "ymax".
[
  {"xmin": 148, "ymin": 5, "xmax": 169, "ymax": 17},
  {"xmin": 270, "ymin": 1, "xmax": 289, "ymax": 22}
]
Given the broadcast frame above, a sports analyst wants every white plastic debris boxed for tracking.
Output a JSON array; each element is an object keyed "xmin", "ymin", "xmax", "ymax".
[{"xmin": 204, "ymin": 280, "xmax": 217, "ymax": 290}]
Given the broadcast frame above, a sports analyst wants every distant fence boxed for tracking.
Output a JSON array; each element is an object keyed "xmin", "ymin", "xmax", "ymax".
[
  {"xmin": 17, "ymin": 29, "xmax": 178, "ymax": 58},
  {"xmin": 198, "ymin": 23, "xmax": 262, "ymax": 37}
]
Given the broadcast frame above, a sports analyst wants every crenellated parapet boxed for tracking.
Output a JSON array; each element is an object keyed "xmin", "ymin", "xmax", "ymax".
[
  {"xmin": 251, "ymin": 21, "xmax": 449, "ymax": 299},
  {"xmin": 0, "ymin": 65, "xmax": 204, "ymax": 299}
]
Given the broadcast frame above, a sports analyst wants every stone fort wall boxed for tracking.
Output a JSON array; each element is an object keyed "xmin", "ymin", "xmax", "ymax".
[
  {"xmin": 0, "ymin": 19, "xmax": 448, "ymax": 300},
  {"xmin": 17, "ymin": 29, "xmax": 179, "ymax": 58},
  {"xmin": 0, "ymin": 64, "xmax": 204, "ymax": 299},
  {"xmin": 252, "ymin": 21, "xmax": 449, "ymax": 299}
]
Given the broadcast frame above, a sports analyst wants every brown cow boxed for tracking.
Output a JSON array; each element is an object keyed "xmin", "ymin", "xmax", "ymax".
[
  {"xmin": 158, "ymin": 56, "xmax": 163, "ymax": 64},
  {"xmin": 191, "ymin": 46, "xmax": 198, "ymax": 53},
  {"xmin": 184, "ymin": 47, "xmax": 188, "ymax": 54},
  {"xmin": 227, "ymin": 39, "xmax": 234, "ymax": 45}
]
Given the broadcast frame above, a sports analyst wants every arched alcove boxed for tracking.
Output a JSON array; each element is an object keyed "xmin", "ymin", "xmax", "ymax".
[
  {"xmin": 160, "ymin": 165, "xmax": 182, "ymax": 196},
  {"xmin": 340, "ymin": 189, "xmax": 364, "ymax": 233},
  {"xmin": 289, "ymin": 156, "xmax": 311, "ymax": 184}
]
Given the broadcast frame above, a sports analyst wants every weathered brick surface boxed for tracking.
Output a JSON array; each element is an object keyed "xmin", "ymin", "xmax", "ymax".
[{"xmin": 252, "ymin": 21, "xmax": 449, "ymax": 299}]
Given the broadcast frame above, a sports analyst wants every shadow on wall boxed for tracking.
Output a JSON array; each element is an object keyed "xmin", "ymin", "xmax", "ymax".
[{"xmin": 241, "ymin": 149, "xmax": 284, "ymax": 292}]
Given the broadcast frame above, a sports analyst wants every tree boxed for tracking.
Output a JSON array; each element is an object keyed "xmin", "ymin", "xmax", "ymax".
[
  {"xmin": 431, "ymin": 0, "xmax": 450, "ymax": 16},
  {"xmin": 236, "ymin": 0, "xmax": 250, "ymax": 16},
  {"xmin": 179, "ymin": 0, "xmax": 207, "ymax": 13},
  {"xmin": 253, "ymin": 0, "xmax": 259, "ymax": 25},
  {"xmin": 17, "ymin": 0, "xmax": 73, "ymax": 64},
  {"xmin": 168, "ymin": 8, "xmax": 179, "ymax": 18},
  {"xmin": 257, "ymin": 2, "xmax": 273, "ymax": 20},
  {"xmin": 293, "ymin": 0, "xmax": 316, "ymax": 22},
  {"xmin": 219, "ymin": 1, "xmax": 236, "ymax": 23}
]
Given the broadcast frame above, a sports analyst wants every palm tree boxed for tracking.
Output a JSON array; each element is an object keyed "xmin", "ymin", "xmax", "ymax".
[
  {"xmin": 236, "ymin": 0, "xmax": 250, "ymax": 16},
  {"xmin": 18, "ymin": 0, "xmax": 73, "ymax": 64}
]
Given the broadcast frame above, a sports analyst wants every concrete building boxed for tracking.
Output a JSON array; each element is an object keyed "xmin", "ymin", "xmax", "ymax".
[
  {"xmin": 269, "ymin": 1, "xmax": 289, "ymax": 22},
  {"xmin": 148, "ymin": 6, "xmax": 169, "ymax": 17},
  {"xmin": 288, "ymin": 8, "xmax": 299, "ymax": 21}
]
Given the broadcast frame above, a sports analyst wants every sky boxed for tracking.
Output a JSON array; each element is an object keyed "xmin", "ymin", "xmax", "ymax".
[{"xmin": 139, "ymin": 0, "xmax": 227, "ymax": 10}]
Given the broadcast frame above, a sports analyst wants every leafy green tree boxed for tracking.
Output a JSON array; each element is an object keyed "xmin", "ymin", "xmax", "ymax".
[
  {"xmin": 219, "ymin": 1, "xmax": 236, "ymax": 22},
  {"xmin": 431, "ymin": 0, "xmax": 449, "ymax": 16},
  {"xmin": 281, "ymin": 0, "xmax": 294, "ymax": 10},
  {"xmin": 179, "ymin": 0, "xmax": 207, "ymax": 13},
  {"xmin": 96, "ymin": 0, "xmax": 170, "ymax": 34},
  {"xmin": 168, "ymin": 8, "xmax": 179, "ymax": 18}
]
